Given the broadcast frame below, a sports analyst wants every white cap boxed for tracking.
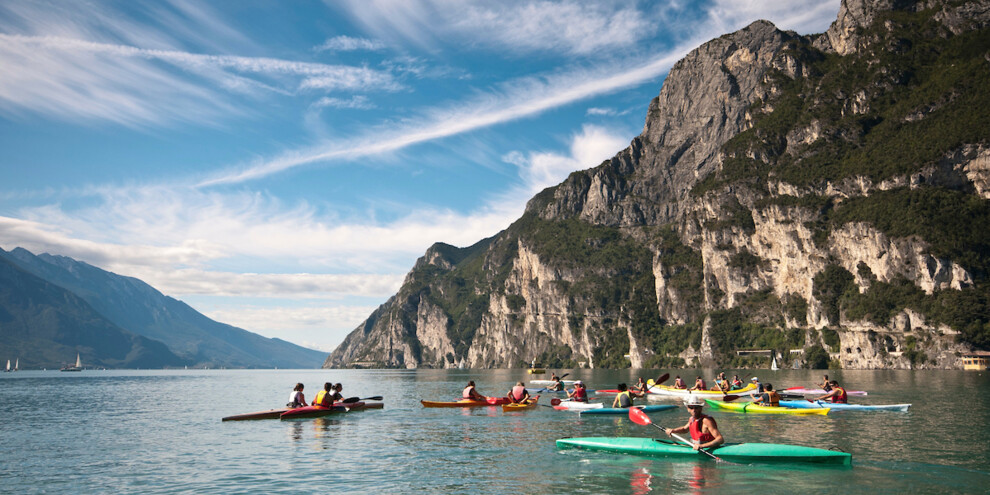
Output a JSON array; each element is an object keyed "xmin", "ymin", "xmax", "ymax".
[
  {"xmin": 683, "ymin": 395, "xmax": 706, "ymax": 407},
  {"xmin": 751, "ymin": 377, "xmax": 759, "ymax": 381}
]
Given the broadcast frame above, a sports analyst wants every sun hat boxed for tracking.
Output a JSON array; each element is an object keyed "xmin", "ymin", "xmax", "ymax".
[
  {"xmin": 750, "ymin": 377, "xmax": 759, "ymax": 381},
  {"xmin": 684, "ymin": 395, "xmax": 706, "ymax": 408}
]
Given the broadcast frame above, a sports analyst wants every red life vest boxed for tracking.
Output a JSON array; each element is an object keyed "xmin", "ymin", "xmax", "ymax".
[
  {"xmin": 463, "ymin": 387, "xmax": 476, "ymax": 399},
  {"xmin": 696, "ymin": 380, "xmax": 707, "ymax": 389},
  {"xmin": 689, "ymin": 414, "xmax": 716, "ymax": 443},
  {"xmin": 831, "ymin": 387, "xmax": 848, "ymax": 403},
  {"xmin": 510, "ymin": 385, "xmax": 527, "ymax": 402},
  {"xmin": 571, "ymin": 388, "xmax": 587, "ymax": 402}
]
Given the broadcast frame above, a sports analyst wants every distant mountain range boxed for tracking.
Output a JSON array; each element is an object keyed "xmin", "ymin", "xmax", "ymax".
[{"xmin": 0, "ymin": 247, "xmax": 326, "ymax": 369}]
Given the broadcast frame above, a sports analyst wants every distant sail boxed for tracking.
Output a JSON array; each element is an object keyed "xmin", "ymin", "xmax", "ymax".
[
  {"xmin": 4, "ymin": 359, "xmax": 9, "ymax": 372},
  {"xmin": 771, "ymin": 354, "xmax": 779, "ymax": 371}
]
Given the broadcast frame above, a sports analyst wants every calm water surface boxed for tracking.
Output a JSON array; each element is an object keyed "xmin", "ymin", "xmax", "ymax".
[{"xmin": 2, "ymin": 368, "xmax": 989, "ymax": 494}]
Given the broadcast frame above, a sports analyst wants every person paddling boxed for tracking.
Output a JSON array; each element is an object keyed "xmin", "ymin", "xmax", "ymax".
[
  {"xmin": 612, "ymin": 383, "xmax": 637, "ymax": 408},
  {"xmin": 752, "ymin": 383, "xmax": 780, "ymax": 407},
  {"xmin": 506, "ymin": 381, "xmax": 531, "ymax": 403},
  {"xmin": 820, "ymin": 374, "xmax": 832, "ymax": 392},
  {"xmin": 815, "ymin": 380, "xmax": 847, "ymax": 403},
  {"xmin": 548, "ymin": 375, "xmax": 565, "ymax": 392},
  {"xmin": 634, "ymin": 377, "xmax": 649, "ymax": 395},
  {"xmin": 566, "ymin": 381, "xmax": 589, "ymax": 402},
  {"xmin": 287, "ymin": 383, "xmax": 308, "ymax": 408},
  {"xmin": 463, "ymin": 380, "xmax": 487, "ymax": 401},
  {"xmin": 667, "ymin": 395, "xmax": 724, "ymax": 451},
  {"xmin": 688, "ymin": 376, "xmax": 707, "ymax": 391},
  {"xmin": 313, "ymin": 382, "xmax": 334, "ymax": 407},
  {"xmin": 731, "ymin": 375, "xmax": 743, "ymax": 389},
  {"xmin": 673, "ymin": 376, "xmax": 687, "ymax": 389}
]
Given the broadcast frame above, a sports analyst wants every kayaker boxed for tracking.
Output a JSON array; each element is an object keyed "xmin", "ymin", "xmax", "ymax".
[
  {"xmin": 673, "ymin": 376, "xmax": 687, "ymax": 389},
  {"xmin": 815, "ymin": 380, "xmax": 847, "ymax": 403},
  {"xmin": 548, "ymin": 376, "xmax": 565, "ymax": 391},
  {"xmin": 751, "ymin": 376, "xmax": 764, "ymax": 393},
  {"xmin": 820, "ymin": 375, "xmax": 832, "ymax": 392},
  {"xmin": 313, "ymin": 382, "xmax": 334, "ymax": 407},
  {"xmin": 634, "ymin": 377, "xmax": 649, "ymax": 394},
  {"xmin": 731, "ymin": 375, "xmax": 743, "ymax": 389},
  {"xmin": 463, "ymin": 380, "xmax": 487, "ymax": 401},
  {"xmin": 506, "ymin": 381, "xmax": 531, "ymax": 403},
  {"xmin": 329, "ymin": 383, "xmax": 345, "ymax": 404},
  {"xmin": 566, "ymin": 381, "xmax": 589, "ymax": 402},
  {"xmin": 612, "ymin": 383, "xmax": 636, "ymax": 408},
  {"xmin": 667, "ymin": 396, "xmax": 724, "ymax": 451},
  {"xmin": 688, "ymin": 376, "xmax": 707, "ymax": 391},
  {"xmin": 287, "ymin": 383, "xmax": 307, "ymax": 408},
  {"xmin": 752, "ymin": 383, "xmax": 780, "ymax": 407}
]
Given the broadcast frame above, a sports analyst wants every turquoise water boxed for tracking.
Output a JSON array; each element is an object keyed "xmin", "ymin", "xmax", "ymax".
[{"xmin": 2, "ymin": 368, "xmax": 989, "ymax": 493}]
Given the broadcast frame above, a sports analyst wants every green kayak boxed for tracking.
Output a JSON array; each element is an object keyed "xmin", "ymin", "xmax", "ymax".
[{"xmin": 556, "ymin": 437, "xmax": 851, "ymax": 465}]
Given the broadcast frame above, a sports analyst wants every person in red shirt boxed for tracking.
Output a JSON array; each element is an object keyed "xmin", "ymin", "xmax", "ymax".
[
  {"xmin": 566, "ymin": 381, "xmax": 589, "ymax": 402},
  {"xmin": 667, "ymin": 396, "xmax": 724, "ymax": 451},
  {"xmin": 815, "ymin": 380, "xmax": 847, "ymax": 403}
]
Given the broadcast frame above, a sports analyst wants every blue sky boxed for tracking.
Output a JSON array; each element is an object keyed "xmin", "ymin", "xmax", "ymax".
[{"xmin": 0, "ymin": 0, "xmax": 840, "ymax": 352}]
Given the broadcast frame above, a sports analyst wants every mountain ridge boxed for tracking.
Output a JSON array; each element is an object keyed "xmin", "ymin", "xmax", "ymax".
[{"xmin": 325, "ymin": 0, "xmax": 990, "ymax": 370}]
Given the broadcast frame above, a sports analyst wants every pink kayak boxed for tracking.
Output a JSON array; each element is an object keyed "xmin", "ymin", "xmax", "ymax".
[
  {"xmin": 279, "ymin": 402, "xmax": 358, "ymax": 420},
  {"xmin": 785, "ymin": 387, "xmax": 868, "ymax": 396},
  {"xmin": 221, "ymin": 407, "xmax": 291, "ymax": 421}
]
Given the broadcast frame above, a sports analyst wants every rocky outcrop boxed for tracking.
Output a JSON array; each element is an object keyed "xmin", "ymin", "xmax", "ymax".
[{"xmin": 325, "ymin": 0, "xmax": 990, "ymax": 371}]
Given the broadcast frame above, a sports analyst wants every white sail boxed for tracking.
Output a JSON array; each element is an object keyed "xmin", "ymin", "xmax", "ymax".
[
  {"xmin": 14, "ymin": 358, "xmax": 18, "ymax": 371},
  {"xmin": 771, "ymin": 355, "xmax": 779, "ymax": 371},
  {"xmin": 5, "ymin": 359, "xmax": 9, "ymax": 371},
  {"xmin": 75, "ymin": 353, "xmax": 82, "ymax": 368}
]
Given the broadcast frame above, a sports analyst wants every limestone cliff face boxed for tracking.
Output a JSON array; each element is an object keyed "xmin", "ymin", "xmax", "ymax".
[{"xmin": 325, "ymin": 0, "xmax": 990, "ymax": 371}]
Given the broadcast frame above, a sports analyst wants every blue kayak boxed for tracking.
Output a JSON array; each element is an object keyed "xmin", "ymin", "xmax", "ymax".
[
  {"xmin": 579, "ymin": 405, "xmax": 677, "ymax": 416},
  {"xmin": 779, "ymin": 400, "xmax": 910, "ymax": 412}
]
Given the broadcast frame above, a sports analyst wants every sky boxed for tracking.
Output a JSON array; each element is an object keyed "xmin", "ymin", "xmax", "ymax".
[{"xmin": 0, "ymin": 0, "xmax": 841, "ymax": 352}]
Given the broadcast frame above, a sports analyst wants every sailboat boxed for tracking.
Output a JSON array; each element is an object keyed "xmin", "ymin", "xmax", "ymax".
[
  {"xmin": 4, "ymin": 359, "xmax": 9, "ymax": 372},
  {"xmin": 14, "ymin": 358, "xmax": 18, "ymax": 371},
  {"xmin": 61, "ymin": 353, "xmax": 83, "ymax": 372},
  {"xmin": 771, "ymin": 354, "xmax": 779, "ymax": 371}
]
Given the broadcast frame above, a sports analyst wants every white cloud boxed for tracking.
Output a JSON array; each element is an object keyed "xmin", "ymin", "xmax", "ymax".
[
  {"xmin": 510, "ymin": 124, "xmax": 630, "ymax": 197},
  {"xmin": 314, "ymin": 35, "xmax": 386, "ymax": 52},
  {"xmin": 330, "ymin": 0, "xmax": 659, "ymax": 56},
  {"xmin": 708, "ymin": 0, "xmax": 840, "ymax": 35},
  {"xmin": 312, "ymin": 95, "xmax": 375, "ymax": 110}
]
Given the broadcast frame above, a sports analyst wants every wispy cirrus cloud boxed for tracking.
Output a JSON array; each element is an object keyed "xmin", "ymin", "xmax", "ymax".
[
  {"xmin": 329, "ymin": 0, "xmax": 662, "ymax": 56},
  {"xmin": 314, "ymin": 35, "xmax": 386, "ymax": 52}
]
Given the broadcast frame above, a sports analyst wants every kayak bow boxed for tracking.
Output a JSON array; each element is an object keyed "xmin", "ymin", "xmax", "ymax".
[{"xmin": 556, "ymin": 437, "xmax": 851, "ymax": 465}]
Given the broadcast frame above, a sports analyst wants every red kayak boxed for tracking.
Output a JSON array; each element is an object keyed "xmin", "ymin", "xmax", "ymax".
[
  {"xmin": 279, "ymin": 402, "xmax": 357, "ymax": 420},
  {"xmin": 221, "ymin": 408, "xmax": 292, "ymax": 421}
]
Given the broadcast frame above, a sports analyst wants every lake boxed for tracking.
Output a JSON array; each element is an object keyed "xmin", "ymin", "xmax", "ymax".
[{"xmin": 2, "ymin": 368, "xmax": 988, "ymax": 493}]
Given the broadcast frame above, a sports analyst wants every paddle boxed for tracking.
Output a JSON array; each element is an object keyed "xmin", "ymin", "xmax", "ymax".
[
  {"xmin": 628, "ymin": 408, "xmax": 733, "ymax": 464},
  {"xmin": 341, "ymin": 396, "xmax": 383, "ymax": 404},
  {"xmin": 645, "ymin": 373, "xmax": 670, "ymax": 393}
]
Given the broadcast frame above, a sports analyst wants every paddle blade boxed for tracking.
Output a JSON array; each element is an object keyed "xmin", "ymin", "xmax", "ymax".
[
  {"xmin": 560, "ymin": 373, "xmax": 570, "ymax": 379},
  {"xmin": 550, "ymin": 398, "xmax": 562, "ymax": 406},
  {"xmin": 628, "ymin": 407, "xmax": 652, "ymax": 426},
  {"xmin": 721, "ymin": 395, "xmax": 740, "ymax": 402},
  {"xmin": 655, "ymin": 373, "xmax": 670, "ymax": 385},
  {"xmin": 341, "ymin": 397, "xmax": 360, "ymax": 404},
  {"xmin": 363, "ymin": 396, "xmax": 383, "ymax": 401}
]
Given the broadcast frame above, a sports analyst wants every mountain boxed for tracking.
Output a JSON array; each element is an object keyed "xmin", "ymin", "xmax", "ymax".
[
  {"xmin": 0, "ymin": 247, "xmax": 326, "ymax": 369},
  {"xmin": 326, "ymin": 0, "xmax": 990, "ymax": 370},
  {"xmin": 0, "ymin": 255, "xmax": 187, "ymax": 369}
]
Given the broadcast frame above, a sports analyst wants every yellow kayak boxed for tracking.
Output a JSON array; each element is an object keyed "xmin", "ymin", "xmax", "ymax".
[
  {"xmin": 501, "ymin": 396, "xmax": 540, "ymax": 412},
  {"xmin": 705, "ymin": 399, "xmax": 830, "ymax": 415},
  {"xmin": 650, "ymin": 383, "xmax": 757, "ymax": 397}
]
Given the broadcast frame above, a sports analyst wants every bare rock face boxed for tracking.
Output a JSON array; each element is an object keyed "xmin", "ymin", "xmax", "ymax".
[{"xmin": 326, "ymin": 0, "xmax": 989, "ymax": 371}]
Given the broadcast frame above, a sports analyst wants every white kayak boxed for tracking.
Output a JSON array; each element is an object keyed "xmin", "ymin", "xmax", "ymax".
[
  {"xmin": 647, "ymin": 383, "xmax": 757, "ymax": 397},
  {"xmin": 785, "ymin": 387, "xmax": 868, "ymax": 396},
  {"xmin": 530, "ymin": 379, "xmax": 577, "ymax": 385},
  {"xmin": 779, "ymin": 400, "xmax": 910, "ymax": 412},
  {"xmin": 552, "ymin": 401, "xmax": 603, "ymax": 411}
]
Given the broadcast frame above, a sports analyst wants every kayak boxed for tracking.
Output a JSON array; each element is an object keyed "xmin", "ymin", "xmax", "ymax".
[
  {"xmin": 501, "ymin": 396, "xmax": 540, "ymax": 412},
  {"xmin": 649, "ymin": 383, "xmax": 757, "ymax": 397},
  {"xmin": 556, "ymin": 437, "xmax": 851, "ymax": 465},
  {"xmin": 553, "ymin": 401, "xmax": 604, "ymax": 411},
  {"xmin": 530, "ymin": 379, "xmax": 577, "ymax": 385},
  {"xmin": 348, "ymin": 402, "xmax": 385, "ymax": 411},
  {"xmin": 280, "ymin": 403, "xmax": 353, "ymax": 420},
  {"xmin": 579, "ymin": 405, "xmax": 677, "ymax": 416},
  {"xmin": 705, "ymin": 399, "xmax": 829, "ymax": 415},
  {"xmin": 421, "ymin": 397, "xmax": 511, "ymax": 408},
  {"xmin": 786, "ymin": 387, "xmax": 868, "ymax": 396},
  {"xmin": 221, "ymin": 407, "xmax": 291, "ymax": 421},
  {"xmin": 779, "ymin": 400, "xmax": 910, "ymax": 412},
  {"xmin": 527, "ymin": 387, "xmax": 597, "ymax": 395}
]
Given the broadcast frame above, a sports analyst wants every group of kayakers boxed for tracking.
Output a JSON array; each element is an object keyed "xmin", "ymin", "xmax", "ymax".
[
  {"xmin": 671, "ymin": 372, "xmax": 746, "ymax": 392},
  {"xmin": 286, "ymin": 382, "xmax": 347, "ymax": 408}
]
